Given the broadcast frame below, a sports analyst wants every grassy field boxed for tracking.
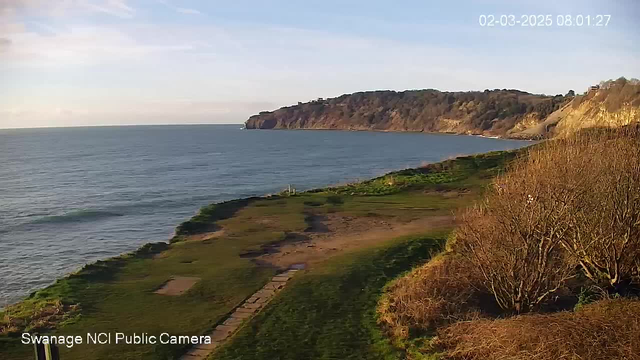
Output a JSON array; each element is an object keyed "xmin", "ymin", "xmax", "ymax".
[
  {"xmin": 214, "ymin": 233, "xmax": 446, "ymax": 360},
  {"xmin": 0, "ymin": 150, "xmax": 521, "ymax": 360}
]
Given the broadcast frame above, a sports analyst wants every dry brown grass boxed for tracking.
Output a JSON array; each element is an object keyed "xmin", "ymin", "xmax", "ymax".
[
  {"xmin": 378, "ymin": 126, "xmax": 640, "ymax": 358},
  {"xmin": 453, "ymin": 126, "xmax": 640, "ymax": 313},
  {"xmin": 435, "ymin": 298, "xmax": 640, "ymax": 360},
  {"xmin": 377, "ymin": 254, "xmax": 484, "ymax": 339},
  {"xmin": 0, "ymin": 299, "xmax": 79, "ymax": 336},
  {"xmin": 453, "ymin": 147, "xmax": 580, "ymax": 313}
]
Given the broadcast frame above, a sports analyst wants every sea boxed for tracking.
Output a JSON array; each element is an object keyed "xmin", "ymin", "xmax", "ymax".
[{"xmin": 0, "ymin": 125, "xmax": 530, "ymax": 307}]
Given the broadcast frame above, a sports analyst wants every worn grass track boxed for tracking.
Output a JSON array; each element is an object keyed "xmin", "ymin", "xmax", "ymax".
[{"xmin": 214, "ymin": 233, "xmax": 447, "ymax": 360}]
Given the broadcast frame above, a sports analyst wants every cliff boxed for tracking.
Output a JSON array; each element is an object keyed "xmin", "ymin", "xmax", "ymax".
[{"xmin": 245, "ymin": 78, "xmax": 640, "ymax": 139}]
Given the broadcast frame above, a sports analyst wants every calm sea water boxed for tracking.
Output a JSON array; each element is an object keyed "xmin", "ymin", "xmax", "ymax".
[{"xmin": 0, "ymin": 125, "xmax": 529, "ymax": 307}]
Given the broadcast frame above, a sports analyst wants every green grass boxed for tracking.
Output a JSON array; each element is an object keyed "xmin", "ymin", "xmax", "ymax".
[
  {"xmin": 214, "ymin": 233, "xmax": 447, "ymax": 360},
  {"xmin": 0, "ymin": 150, "xmax": 521, "ymax": 360},
  {"xmin": 326, "ymin": 150, "xmax": 520, "ymax": 196},
  {"xmin": 174, "ymin": 197, "xmax": 259, "ymax": 237}
]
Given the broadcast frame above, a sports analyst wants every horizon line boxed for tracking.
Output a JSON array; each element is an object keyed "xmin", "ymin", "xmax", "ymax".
[{"xmin": 0, "ymin": 123, "xmax": 246, "ymax": 131}]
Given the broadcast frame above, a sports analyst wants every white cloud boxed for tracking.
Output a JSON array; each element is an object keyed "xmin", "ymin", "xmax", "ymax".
[
  {"xmin": 1, "ymin": 24, "xmax": 196, "ymax": 66},
  {"xmin": 157, "ymin": 0, "xmax": 203, "ymax": 16},
  {"xmin": 0, "ymin": 0, "xmax": 135, "ymax": 19},
  {"xmin": 83, "ymin": 0, "xmax": 134, "ymax": 18},
  {"xmin": 176, "ymin": 7, "xmax": 202, "ymax": 15},
  {"xmin": 0, "ymin": 37, "xmax": 11, "ymax": 50}
]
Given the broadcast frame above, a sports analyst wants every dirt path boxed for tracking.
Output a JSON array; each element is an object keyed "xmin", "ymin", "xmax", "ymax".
[
  {"xmin": 259, "ymin": 213, "xmax": 454, "ymax": 269},
  {"xmin": 180, "ymin": 213, "xmax": 454, "ymax": 359}
]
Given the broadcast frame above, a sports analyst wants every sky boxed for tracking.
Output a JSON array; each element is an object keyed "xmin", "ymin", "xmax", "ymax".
[{"xmin": 0, "ymin": 0, "xmax": 639, "ymax": 128}]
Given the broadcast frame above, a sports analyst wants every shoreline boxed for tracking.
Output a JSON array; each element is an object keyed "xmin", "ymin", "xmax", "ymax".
[
  {"xmin": 243, "ymin": 126, "xmax": 541, "ymax": 141},
  {"xmin": 0, "ymin": 149, "xmax": 523, "ymax": 359},
  {"xmin": 0, "ymin": 137, "xmax": 532, "ymax": 311}
]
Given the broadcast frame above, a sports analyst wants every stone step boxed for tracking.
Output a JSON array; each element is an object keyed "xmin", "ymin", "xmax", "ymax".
[
  {"xmin": 264, "ymin": 282, "xmax": 285, "ymax": 290},
  {"xmin": 235, "ymin": 307, "xmax": 256, "ymax": 314},
  {"xmin": 254, "ymin": 289, "xmax": 275, "ymax": 297},
  {"xmin": 223, "ymin": 317, "xmax": 244, "ymax": 326},
  {"xmin": 243, "ymin": 302, "xmax": 262, "ymax": 309},
  {"xmin": 180, "ymin": 266, "xmax": 299, "ymax": 359},
  {"xmin": 215, "ymin": 324, "xmax": 237, "ymax": 333},
  {"xmin": 210, "ymin": 330, "xmax": 231, "ymax": 342},
  {"xmin": 231, "ymin": 310, "xmax": 254, "ymax": 319}
]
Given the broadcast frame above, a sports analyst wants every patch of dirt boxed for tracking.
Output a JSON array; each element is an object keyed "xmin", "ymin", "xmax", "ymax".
[
  {"xmin": 423, "ymin": 189, "xmax": 469, "ymax": 197},
  {"xmin": 153, "ymin": 230, "xmax": 224, "ymax": 259},
  {"xmin": 304, "ymin": 214, "xmax": 330, "ymax": 232},
  {"xmin": 256, "ymin": 214, "xmax": 454, "ymax": 269},
  {"xmin": 155, "ymin": 230, "xmax": 227, "ymax": 260},
  {"xmin": 154, "ymin": 276, "xmax": 201, "ymax": 296},
  {"xmin": 239, "ymin": 232, "xmax": 310, "ymax": 258}
]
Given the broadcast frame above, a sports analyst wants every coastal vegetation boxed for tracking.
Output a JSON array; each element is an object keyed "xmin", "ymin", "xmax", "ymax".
[
  {"xmin": 377, "ymin": 126, "xmax": 640, "ymax": 359},
  {"xmin": 245, "ymin": 88, "xmax": 568, "ymax": 136},
  {"xmin": 245, "ymin": 77, "xmax": 640, "ymax": 140},
  {"xmin": 326, "ymin": 151, "xmax": 515, "ymax": 196}
]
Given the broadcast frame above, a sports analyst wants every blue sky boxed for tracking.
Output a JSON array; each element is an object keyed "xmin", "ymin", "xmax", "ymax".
[{"xmin": 1, "ymin": 0, "xmax": 639, "ymax": 128}]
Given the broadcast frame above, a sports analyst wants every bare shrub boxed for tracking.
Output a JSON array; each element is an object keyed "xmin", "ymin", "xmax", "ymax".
[
  {"xmin": 454, "ymin": 127, "xmax": 640, "ymax": 312},
  {"xmin": 523, "ymin": 127, "xmax": 640, "ymax": 291},
  {"xmin": 377, "ymin": 255, "xmax": 483, "ymax": 339},
  {"xmin": 556, "ymin": 128, "xmax": 640, "ymax": 292},
  {"xmin": 453, "ymin": 159, "xmax": 578, "ymax": 313},
  {"xmin": 435, "ymin": 298, "xmax": 640, "ymax": 360}
]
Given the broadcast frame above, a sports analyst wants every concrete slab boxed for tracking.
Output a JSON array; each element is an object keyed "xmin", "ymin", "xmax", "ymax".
[{"xmin": 154, "ymin": 276, "xmax": 200, "ymax": 296}]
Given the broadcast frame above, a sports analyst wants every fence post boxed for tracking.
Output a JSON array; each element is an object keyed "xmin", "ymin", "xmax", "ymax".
[{"xmin": 34, "ymin": 343, "xmax": 60, "ymax": 360}]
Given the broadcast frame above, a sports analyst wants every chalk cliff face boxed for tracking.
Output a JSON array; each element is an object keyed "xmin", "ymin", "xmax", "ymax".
[
  {"xmin": 244, "ymin": 79, "xmax": 640, "ymax": 139},
  {"xmin": 552, "ymin": 96, "xmax": 640, "ymax": 138},
  {"xmin": 509, "ymin": 79, "xmax": 640, "ymax": 139}
]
